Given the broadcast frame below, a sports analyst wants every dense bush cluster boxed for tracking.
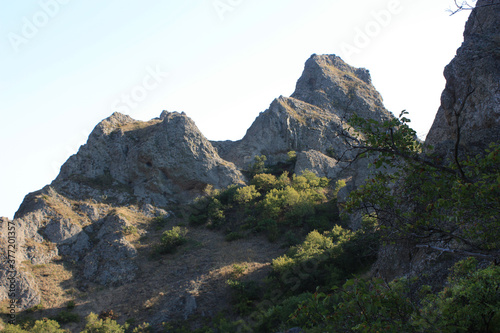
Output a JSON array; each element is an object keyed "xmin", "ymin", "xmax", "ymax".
[
  {"xmin": 282, "ymin": 258, "xmax": 500, "ymax": 332},
  {"xmin": 270, "ymin": 222, "xmax": 379, "ymax": 295},
  {"xmin": 188, "ymin": 167, "xmax": 340, "ymax": 242}
]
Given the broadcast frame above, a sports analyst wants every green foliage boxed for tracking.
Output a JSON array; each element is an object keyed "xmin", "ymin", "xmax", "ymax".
[
  {"xmin": 346, "ymin": 111, "xmax": 500, "ymax": 257},
  {"xmin": 226, "ymin": 279, "xmax": 262, "ymax": 315},
  {"xmin": 287, "ymin": 150, "xmax": 297, "ymax": 163},
  {"xmin": 151, "ymin": 214, "xmax": 169, "ymax": 231},
  {"xmin": 2, "ymin": 320, "xmax": 67, "ymax": 333},
  {"xmin": 158, "ymin": 226, "xmax": 188, "ymax": 254},
  {"xmin": 257, "ymin": 293, "xmax": 312, "ymax": 332},
  {"xmin": 231, "ymin": 264, "xmax": 247, "ymax": 278},
  {"xmin": 131, "ymin": 322, "xmax": 152, "ymax": 333},
  {"xmin": 25, "ymin": 303, "xmax": 43, "ymax": 313},
  {"xmin": 51, "ymin": 310, "xmax": 80, "ymax": 324},
  {"xmin": 419, "ymin": 258, "xmax": 500, "ymax": 332},
  {"xmin": 249, "ymin": 155, "xmax": 268, "ymax": 176},
  {"xmin": 81, "ymin": 312, "xmax": 126, "ymax": 333},
  {"xmin": 278, "ymin": 258, "xmax": 500, "ymax": 333},
  {"xmin": 225, "ymin": 231, "xmax": 244, "ymax": 242},
  {"xmin": 29, "ymin": 320, "xmax": 67, "ymax": 333},
  {"xmin": 122, "ymin": 225, "xmax": 138, "ymax": 236},
  {"xmin": 176, "ymin": 111, "xmax": 498, "ymax": 332},
  {"xmin": 234, "ymin": 185, "xmax": 261, "ymax": 204},
  {"xmin": 271, "ymin": 223, "xmax": 379, "ymax": 295},
  {"xmin": 206, "ymin": 198, "xmax": 225, "ymax": 228},
  {"xmin": 250, "ymin": 173, "xmax": 278, "ymax": 193},
  {"xmin": 1, "ymin": 325, "xmax": 29, "ymax": 333},
  {"xmin": 188, "ymin": 170, "xmax": 337, "ymax": 240},
  {"xmin": 66, "ymin": 300, "xmax": 76, "ymax": 310},
  {"xmin": 290, "ymin": 277, "xmax": 418, "ymax": 332}
]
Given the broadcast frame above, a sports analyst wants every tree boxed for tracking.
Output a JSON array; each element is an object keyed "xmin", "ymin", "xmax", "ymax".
[
  {"xmin": 343, "ymin": 110, "xmax": 500, "ymax": 260},
  {"xmin": 249, "ymin": 155, "xmax": 268, "ymax": 176},
  {"xmin": 448, "ymin": 0, "xmax": 500, "ymax": 16},
  {"xmin": 81, "ymin": 312, "xmax": 126, "ymax": 333}
]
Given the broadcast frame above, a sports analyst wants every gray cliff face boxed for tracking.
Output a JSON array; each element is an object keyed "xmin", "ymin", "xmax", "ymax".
[
  {"xmin": 426, "ymin": 0, "xmax": 500, "ymax": 152},
  {"xmin": 54, "ymin": 111, "xmax": 244, "ymax": 206}
]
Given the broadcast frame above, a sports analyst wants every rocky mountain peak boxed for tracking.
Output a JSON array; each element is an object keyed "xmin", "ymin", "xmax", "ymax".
[
  {"xmin": 53, "ymin": 110, "xmax": 244, "ymax": 207},
  {"xmin": 214, "ymin": 54, "xmax": 392, "ymax": 176},
  {"xmin": 290, "ymin": 54, "xmax": 385, "ymax": 119},
  {"xmin": 93, "ymin": 112, "xmax": 136, "ymax": 136}
]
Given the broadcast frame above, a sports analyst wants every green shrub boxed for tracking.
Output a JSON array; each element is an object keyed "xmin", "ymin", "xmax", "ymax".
[
  {"xmin": 122, "ymin": 225, "xmax": 138, "ymax": 235},
  {"xmin": 217, "ymin": 184, "xmax": 239, "ymax": 205},
  {"xmin": 131, "ymin": 322, "xmax": 152, "ymax": 333},
  {"xmin": 151, "ymin": 214, "xmax": 169, "ymax": 230},
  {"xmin": 225, "ymin": 232, "xmax": 244, "ymax": 242},
  {"xmin": 30, "ymin": 319, "xmax": 67, "ymax": 333},
  {"xmin": 290, "ymin": 277, "xmax": 417, "ymax": 332},
  {"xmin": 271, "ymin": 224, "xmax": 378, "ymax": 294},
  {"xmin": 1, "ymin": 325, "xmax": 29, "ymax": 333},
  {"xmin": 251, "ymin": 173, "xmax": 278, "ymax": 192},
  {"xmin": 207, "ymin": 198, "xmax": 225, "ymax": 228},
  {"xmin": 51, "ymin": 310, "xmax": 80, "ymax": 324},
  {"xmin": 158, "ymin": 226, "xmax": 188, "ymax": 254},
  {"xmin": 256, "ymin": 218, "xmax": 279, "ymax": 242},
  {"xmin": 249, "ymin": 155, "xmax": 268, "ymax": 176},
  {"xmin": 226, "ymin": 279, "xmax": 262, "ymax": 315},
  {"xmin": 3, "ymin": 320, "xmax": 67, "ymax": 333},
  {"xmin": 25, "ymin": 303, "xmax": 43, "ymax": 313},
  {"xmin": 419, "ymin": 258, "xmax": 500, "ymax": 332},
  {"xmin": 234, "ymin": 185, "xmax": 261, "ymax": 204},
  {"xmin": 66, "ymin": 300, "xmax": 76, "ymax": 310},
  {"xmin": 81, "ymin": 312, "xmax": 126, "ymax": 333},
  {"xmin": 258, "ymin": 293, "xmax": 312, "ymax": 332},
  {"xmin": 346, "ymin": 111, "xmax": 500, "ymax": 259}
]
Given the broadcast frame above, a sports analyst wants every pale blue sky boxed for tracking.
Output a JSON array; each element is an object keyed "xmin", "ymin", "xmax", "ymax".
[{"xmin": 0, "ymin": 0, "xmax": 471, "ymax": 218}]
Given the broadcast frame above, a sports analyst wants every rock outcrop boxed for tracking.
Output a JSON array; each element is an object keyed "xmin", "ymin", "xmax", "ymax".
[
  {"xmin": 426, "ymin": 0, "xmax": 500, "ymax": 152},
  {"xmin": 54, "ymin": 111, "xmax": 245, "ymax": 206}
]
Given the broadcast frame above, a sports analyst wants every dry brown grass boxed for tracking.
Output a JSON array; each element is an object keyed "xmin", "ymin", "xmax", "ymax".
[
  {"xmin": 26, "ymin": 261, "xmax": 77, "ymax": 309},
  {"xmin": 40, "ymin": 194, "xmax": 87, "ymax": 227},
  {"xmin": 119, "ymin": 119, "xmax": 162, "ymax": 133}
]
